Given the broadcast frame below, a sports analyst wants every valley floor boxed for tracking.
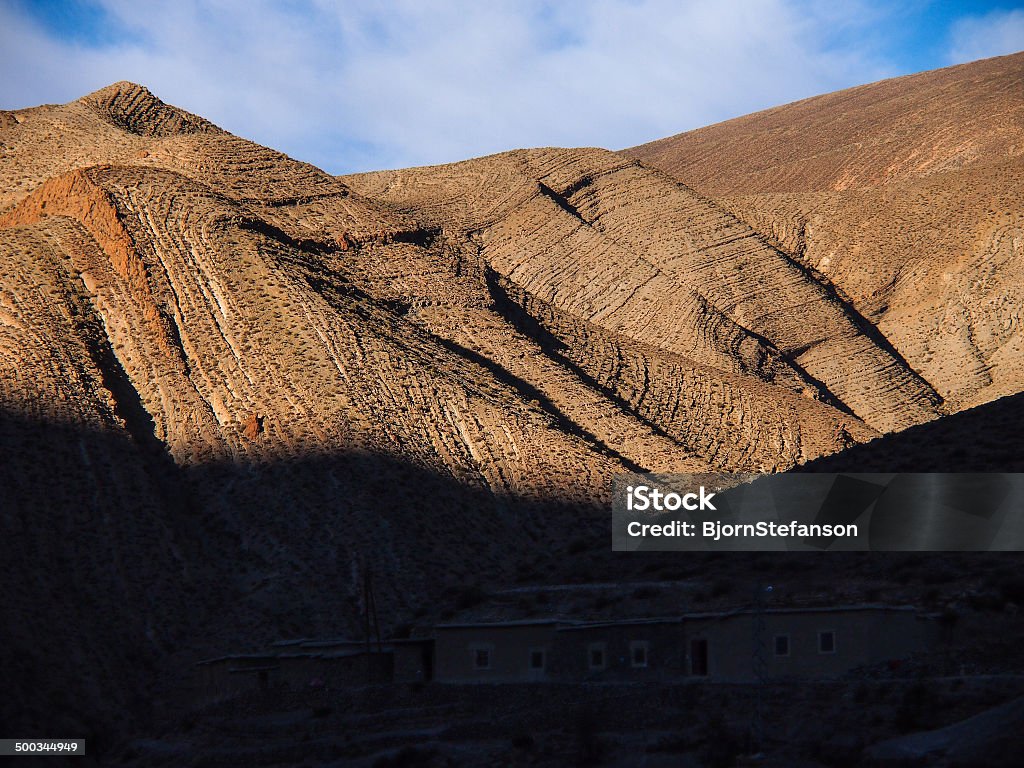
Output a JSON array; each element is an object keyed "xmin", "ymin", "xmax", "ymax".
[{"xmin": 115, "ymin": 674, "xmax": 1024, "ymax": 767}]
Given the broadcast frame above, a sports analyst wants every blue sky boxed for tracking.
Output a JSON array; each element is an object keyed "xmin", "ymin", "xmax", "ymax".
[{"xmin": 1, "ymin": 1, "xmax": 1022, "ymax": 174}]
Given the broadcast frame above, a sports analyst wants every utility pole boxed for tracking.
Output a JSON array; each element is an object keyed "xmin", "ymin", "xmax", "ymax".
[
  {"xmin": 361, "ymin": 557, "xmax": 383, "ymax": 685},
  {"xmin": 750, "ymin": 582, "xmax": 770, "ymax": 757},
  {"xmin": 362, "ymin": 560, "xmax": 382, "ymax": 653}
]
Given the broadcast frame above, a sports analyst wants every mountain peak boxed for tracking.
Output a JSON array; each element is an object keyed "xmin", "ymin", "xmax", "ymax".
[{"xmin": 78, "ymin": 80, "xmax": 219, "ymax": 138}]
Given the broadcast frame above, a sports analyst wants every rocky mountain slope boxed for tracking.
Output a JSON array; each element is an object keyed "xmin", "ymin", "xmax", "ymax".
[
  {"xmin": 626, "ymin": 51, "xmax": 1024, "ymax": 411},
  {"xmin": 626, "ymin": 52, "xmax": 1024, "ymax": 196},
  {"xmin": 1, "ymin": 55, "xmax": 1022, "ymax": 750},
  {"xmin": 345, "ymin": 149, "xmax": 939, "ymax": 438},
  {"xmin": 0, "ymin": 83, "xmax": 636, "ymax": 740}
]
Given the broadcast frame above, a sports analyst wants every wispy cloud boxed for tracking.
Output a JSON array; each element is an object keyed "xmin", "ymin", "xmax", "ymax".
[
  {"xmin": 0, "ymin": 1, "xmax": 1001, "ymax": 174},
  {"xmin": 948, "ymin": 8, "xmax": 1024, "ymax": 65}
]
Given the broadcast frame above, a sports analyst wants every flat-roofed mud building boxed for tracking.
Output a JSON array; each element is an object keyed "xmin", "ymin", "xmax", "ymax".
[
  {"xmin": 197, "ymin": 604, "xmax": 944, "ymax": 695},
  {"xmin": 197, "ymin": 638, "xmax": 432, "ymax": 697},
  {"xmin": 680, "ymin": 605, "xmax": 943, "ymax": 681},
  {"xmin": 429, "ymin": 605, "xmax": 944, "ymax": 684}
]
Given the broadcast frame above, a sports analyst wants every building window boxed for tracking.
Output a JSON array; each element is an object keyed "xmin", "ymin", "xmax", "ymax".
[
  {"xmin": 630, "ymin": 641, "xmax": 649, "ymax": 668},
  {"xmin": 774, "ymin": 634, "xmax": 790, "ymax": 657},
  {"xmin": 818, "ymin": 631, "xmax": 836, "ymax": 654},
  {"xmin": 473, "ymin": 647, "xmax": 491, "ymax": 669},
  {"xmin": 588, "ymin": 642, "xmax": 607, "ymax": 670},
  {"xmin": 529, "ymin": 648, "xmax": 546, "ymax": 671}
]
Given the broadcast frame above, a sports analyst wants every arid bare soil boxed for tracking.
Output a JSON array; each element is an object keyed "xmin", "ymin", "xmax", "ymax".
[{"xmin": 2, "ymin": 54, "xmax": 1023, "ymax": 764}]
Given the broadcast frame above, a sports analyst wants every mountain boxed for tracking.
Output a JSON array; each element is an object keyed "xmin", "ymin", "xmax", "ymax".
[
  {"xmin": 625, "ymin": 52, "xmax": 1024, "ymax": 196},
  {"xmin": 625, "ymin": 52, "xmax": 1024, "ymax": 411},
  {"xmin": 0, "ymin": 82, "xmax": 642, "ymax": 739},
  {"xmin": 344, "ymin": 148, "xmax": 938, "ymax": 438},
  {"xmin": 1, "ymin": 58, "xmax": 1022, "ymax": 753}
]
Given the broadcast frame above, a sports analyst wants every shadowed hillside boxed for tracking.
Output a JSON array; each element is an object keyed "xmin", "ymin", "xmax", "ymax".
[
  {"xmin": 801, "ymin": 391, "xmax": 1024, "ymax": 473},
  {"xmin": 0, "ymin": 408, "xmax": 630, "ymax": 747}
]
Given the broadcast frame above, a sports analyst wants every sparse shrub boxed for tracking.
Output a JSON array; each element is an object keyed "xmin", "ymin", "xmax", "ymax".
[
  {"xmin": 998, "ymin": 574, "xmax": 1024, "ymax": 605},
  {"xmin": 567, "ymin": 537, "xmax": 589, "ymax": 555},
  {"xmin": 372, "ymin": 746, "xmax": 441, "ymax": 768},
  {"xmin": 455, "ymin": 585, "xmax": 487, "ymax": 610},
  {"xmin": 591, "ymin": 594, "xmax": 615, "ymax": 610},
  {"xmin": 573, "ymin": 707, "xmax": 606, "ymax": 766},
  {"xmin": 851, "ymin": 684, "xmax": 868, "ymax": 708},
  {"xmin": 811, "ymin": 734, "xmax": 864, "ymax": 768},
  {"xmin": 699, "ymin": 713, "xmax": 742, "ymax": 768},
  {"xmin": 510, "ymin": 731, "xmax": 535, "ymax": 751},
  {"xmin": 936, "ymin": 607, "xmax": 958, "ymax": 635},
  {"xmin": 921, "ymin": 565, "xmax": 957, "ymax": 585},
  {"xmin": 966, "ymin": 590, "xmax": 1005, "ymax": 612},
  {"xmin": 894, "ymin": 679, "xmax": 930, "ymax": 732},
  {"xmin": 647, "ymin": 732, "xmax": 694, "ymax": 754},
  {"xmin": 515, "ymin": 565, "xmax": 539, "ymax": 583},
  {"xmin": 710, "ymin": 578, "xmax": 733, "ymax": 598},
  {"xmin": 890, "ymin": 563, "xmax": 917, "ymax": 586},
  {"xmin": 633, "ymin": 585, "xmax": 659, "ymax": 599}
]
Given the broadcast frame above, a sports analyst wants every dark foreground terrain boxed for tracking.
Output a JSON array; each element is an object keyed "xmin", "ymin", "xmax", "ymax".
[{"xmin": 123, "ymin": 672, "xmax": 1024, "ymax": 767}]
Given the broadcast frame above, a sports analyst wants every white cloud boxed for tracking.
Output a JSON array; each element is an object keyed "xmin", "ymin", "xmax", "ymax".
[
  {"xmin": 948, "ymin": 9, "xmax": 1024, "ymax": 65},
  {"xmin": 0, "ymin": 0, "xmax": 898, "ymax": 173}
]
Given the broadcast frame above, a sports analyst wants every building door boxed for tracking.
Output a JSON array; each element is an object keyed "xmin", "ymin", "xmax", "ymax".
[
  {"xmin": 527, "ymin": 648, "xmax": 547, "ymax": 680},
  {"xmin": 690, "ymin": 638, "xmax": 708, "ymax": 676},
  {"xmin": 423, "ymin": 646, "xmax": 434, "ymax": 682}
]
